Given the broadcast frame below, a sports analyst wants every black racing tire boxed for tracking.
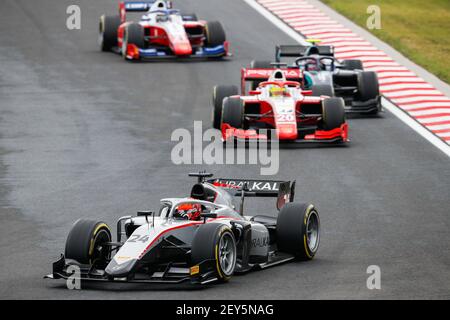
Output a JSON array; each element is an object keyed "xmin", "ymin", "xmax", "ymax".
[
  {"xmin": 312, "ymin": 84, "xmax": 335, "ymax": 97},
  {"xmin": 99, "ymin": 15, "xmax": 121, "ymax": 52},
  {"xmin": 181, "ymin": 12, "xmax": 198, "ymax": 22},
  {"xmin": 205, "ymin": 21, "xmax": 226, "ymax": 47},
  {"xmin": 322, "ymin": 97, "xmax": 346, "ymax": 130},
  {"xmin": 222, "ymin": 97, "xmax": 244, "ymax": 129},
  {"xmin": 122, "ymin": 23, "xmax": 145, "ymax": 59},
  {"xmin": 342, "ymin": 59, "xmax": 364, "ymax": 70},
  {"xmin": 65, "ymin": 219, "xmax": 112, "ymax": 265},
  {"xmin": 250, "ymin": 60, "xmax": 272, "ymax": 90},
  {"xmin": 277, "ymin": 203, "xmax": 320, "ymax": 260},
  {"xmin": 358, "ymin": 71, "xmax": 380, "ymax": 101},
  {"xmin": 191, "ymin": 223, "xmax": 237, "ymax": 282},
  {"xmin": 212, "ymin": 85, "xmax": 239, "ymax": 129}
]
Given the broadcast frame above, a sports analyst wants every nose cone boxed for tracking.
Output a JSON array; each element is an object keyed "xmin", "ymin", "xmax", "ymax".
[
  {"xmin": 105, "ymin": 258, "xmax": 137, "ymax": 277},
  {"xmin": 277, "ymin": 124, "xmax": 298, "ymax": 140},
  {"xmin": 172, "ymin": 42, "xmax": 192, "ymax": 55}
]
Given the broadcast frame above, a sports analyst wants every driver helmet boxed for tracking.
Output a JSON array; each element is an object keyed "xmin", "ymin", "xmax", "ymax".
[
  {"xmin": 174, "ymin": 203, "xmax": 202, "ymax": 221},
  {"xmin": 306, "ymin": 60, "xmax": 320, "ymax": 72},
  {"xmin": 269, "ymin": 86, "xmax": 285, "ymax": 97}
]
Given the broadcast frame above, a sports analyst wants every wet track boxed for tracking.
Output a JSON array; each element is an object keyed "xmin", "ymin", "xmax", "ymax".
[{"xmin": 0, "ymin": 0, "xmax": 449, "ymax": 299}]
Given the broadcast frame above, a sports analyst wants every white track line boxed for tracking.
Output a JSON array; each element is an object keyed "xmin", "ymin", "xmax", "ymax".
[{"xmin": 244, "ymin": 0, "xmax": 450, "ymax": 158}]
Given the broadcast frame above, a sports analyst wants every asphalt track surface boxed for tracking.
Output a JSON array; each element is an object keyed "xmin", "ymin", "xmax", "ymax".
[{"xmin": 0, "ymin": 0, "xmax": 449, "ymax": 299}]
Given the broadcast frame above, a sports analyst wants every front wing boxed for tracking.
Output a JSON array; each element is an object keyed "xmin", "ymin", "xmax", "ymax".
[
  {"xmin": 221, "ymin": 123, "xmax": 349, "ymax": 144},
  {"xmin": 44, "ymin": 255, "xmax": 220, "ymax": 285},
  {"xmin": 120, "ymin": 42, "xmax": 230, "ymax": 61}
]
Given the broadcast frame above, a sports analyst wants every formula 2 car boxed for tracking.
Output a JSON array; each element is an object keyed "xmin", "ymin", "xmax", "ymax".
[
  {"xmin": 99, "ymin": 1, "xmax": 230, "ymax": 60},
  {"xmin": 250, "ymin": 40, "xmax": 381, "ymax": 114},
  {"xmin": 45, "ymin": 172, "xmax": 320, "ymax": 286},
  {"xmin": 212, "ymin": 68, "xmax": 348, "ymax": 144}
]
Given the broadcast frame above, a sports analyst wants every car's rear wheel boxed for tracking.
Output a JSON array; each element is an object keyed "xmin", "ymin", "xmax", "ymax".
[
  {"xmin": 250, "ymin": 60, "xmax": 272, "ymax": 90},
  {"xmin": 312, "ymin": 84, "xmax": 334, "ymax": 97},
  {"xmin": 277, "ymin": 203, "xmax": 320, "ymax": 260},
  {"xmin": 222, "ymin": 97, "xmax": 244, "ymax": 129},
  {"xmin": 322, "ymin": 97, "xmax": 346, "ymax": 130},
  {"xmin": 191, "ymin": 223, "xmax": 237, "ymax": 282},
  {"xmin": 65, "ymin": 219, "xmax": 112, "ymax": 265},
  {"xmin": 342, "ymin": 59, "xmax": 364, "ymax": 70},
  {"xmin": 205, "ymin": 21, "xmax": 226, "ymax": 47},
  {"xmin": 212, "ymin": 85, "xmax": 239, "ymax": 129},
  {"xmin": 99, "ymin": 15, "xmax": 121, "ymax": 52},
  {"xmin": 122, "ymin": 23, "xmax": 145, "ymax": 59}
]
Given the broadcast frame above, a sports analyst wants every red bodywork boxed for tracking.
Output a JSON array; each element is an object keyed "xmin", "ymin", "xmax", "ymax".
[
  {"xmin": 116, "ymin": 2, "xmax": 227, "ymax": 59},
  {"xmin": 221, "ymin": 68, "xmax": 348, "ymax": 144}
]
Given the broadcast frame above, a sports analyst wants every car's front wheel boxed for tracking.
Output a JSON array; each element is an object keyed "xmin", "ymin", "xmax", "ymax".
[
  {"xmin": 221, "ymin": 97, "xmax": 244, "ymax": 129},
  {"xmin": 212, "ymin": 85, "xmax": 239, "ymax": 129},
  {"xmin": 122, "ymin": 23, "xmax": 144, "ymax": 60},
  {"xmin": 205, "ymin": 21, "xmax": 226, "ymax": 47},
  {"xmin": 191, "ymin": 223, "xmax": 237, "ymax": 282},
  {"xmin": 99, "ymin": 15, "xmax": 121, "ymax": 52},
  {"xmin": 65, "ymin": 219, "xmax": 112, "ymax": 265},
  {"xmin": 322, "ymin": 97, "xmax": 346, "ymax": 130}
]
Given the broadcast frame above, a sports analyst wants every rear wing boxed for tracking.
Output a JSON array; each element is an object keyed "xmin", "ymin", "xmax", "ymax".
[
  {"xmin": 119, "ymin": 1, "xmax": 173, "ymax": 21},
  {"xmin": 208, "ymin": 178, "xmax": 295, "ymax": 211},
  {"xmin": 275, "ymin": 45, "xmax": 335, "ymax": 62},
  {"xmin": 240, "ymin": 68, "xmax": 303, "ymax": 94}
]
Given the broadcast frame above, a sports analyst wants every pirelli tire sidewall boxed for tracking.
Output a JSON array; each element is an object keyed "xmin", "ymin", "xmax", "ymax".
[
  {"xmin": 212, "ymin": 85, "xmax": 239, "ymax": 129},
  {"xmin": 64, "ymin": 219, "xmax": 112, "ymax": 265},
  {"xmin": 191, "ymin": 223, "xmax": 237, "ymax": 282},
  {"xmin": 277, "ymin": 203, "xmax": 320, "ymax": 260},
  {"xmin": 99, "ymin": 15, "xmax": 121, "ymax": 52}
]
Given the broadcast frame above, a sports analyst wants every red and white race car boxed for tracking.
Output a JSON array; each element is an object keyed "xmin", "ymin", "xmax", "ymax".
[
  {"xmin": 212, "ymin": 68, "xmax": 349, "ymax": 144},
  {"xmin": 99, "ymin": 1, "xmax": 230, "ymax": 60},
  {"xmin": 213, "ymin": 68, "xmax": 349, "ymax": 143}
]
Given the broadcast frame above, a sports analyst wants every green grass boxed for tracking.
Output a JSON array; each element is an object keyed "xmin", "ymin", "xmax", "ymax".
[{"xmin": 321, "ymin": 0, "xmax": 450, "ymax": 84}]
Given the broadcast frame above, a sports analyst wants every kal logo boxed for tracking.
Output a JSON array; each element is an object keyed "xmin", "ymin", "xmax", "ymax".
[
  {"xmin": 252, "ymin": 236, "xmax": 270, "ymax": 248},
  {"xmin": 213, "ymin": 180, "xmax": 280, "ymax": 192}
]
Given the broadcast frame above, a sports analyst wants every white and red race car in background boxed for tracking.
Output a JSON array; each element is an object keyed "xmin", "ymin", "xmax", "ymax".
[
  {"xmin": 212, "ymin": 68, "xmax": 349, "ymax": 144},
  {"xmin": 99, "ymin": 0, "xmax": 230, "ymax": 60}
]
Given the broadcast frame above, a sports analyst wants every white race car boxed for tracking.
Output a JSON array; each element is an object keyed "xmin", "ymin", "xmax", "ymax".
[
  {"xmin": 45, "ymin": 172, "xmax": 320, "ymax": 286},
  {"xmin": 99, "ymin": 0, "xmax": 230, "ymax": 60}
]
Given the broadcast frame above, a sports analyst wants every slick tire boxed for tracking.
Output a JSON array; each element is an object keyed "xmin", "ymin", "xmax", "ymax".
[
  {"xmin": 322, "ymin": 97, "xmax": 346, "ymax": 130},
  {"xmin": 191, "ymin": 223, "xmax": 237, "ymax": 282},
  {"xmin": 205, "ymin": 21, "xmax": 226, "ymax": 47},
  {"xmin": 99, "ymin": 15, "xmax": 121, "ymax": 52},
  {"xmin": 250, "ymin": 60, "xmax": 272, "ymax": 90},
  {"xmin": 312, "ymin": 84, "xmax": 335, "ymax": 97},
  {"xmin": 221, "ymin": 97, "xmax": 244, "ymax": 129},
  {"xmin": 342, "ymin": 59, "xmax": 364, "ymax": 70},
  {"xmin": 65, "ymin": 219, "xmax": 112, "ymax": 265},
  {"xmin": 358, "ymin": 71, "xmax": 380, "ymax": 101},
  {"xmin": 212, "ymin": 85, "xmax": 239, "ymax": 129},
  {"xmin": 122, "ymin": 23, "xmax": 145, "ymax": 59},
  {"xmin": 277, "ymin": 203, "xmax": 320, "ymax": 260}
]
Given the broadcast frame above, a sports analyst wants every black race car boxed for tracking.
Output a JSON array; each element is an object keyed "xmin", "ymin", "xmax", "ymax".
[{"xmin": 250, "ymin": 40, "xmax": 382, "ymax": 114}]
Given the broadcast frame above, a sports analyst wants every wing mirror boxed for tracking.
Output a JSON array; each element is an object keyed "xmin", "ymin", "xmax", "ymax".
[{"xmin": 200, "ymin": 212, "xmax": 218, "ymax": 223}]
